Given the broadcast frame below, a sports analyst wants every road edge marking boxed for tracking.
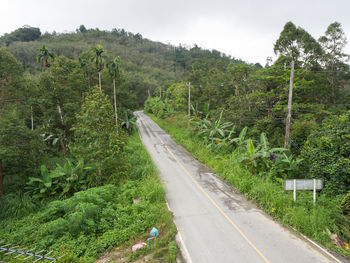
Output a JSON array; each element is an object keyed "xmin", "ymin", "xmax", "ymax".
[
  {"xmin": 176, "ymin": 231, "xmax": 194, "ymax": 263},
  {"xmin": 166, "ymin": 200, "xmax": 194, "ymax": 263},
  {"xmin": 292, "ymin": 228, "xmax": 343, "ymax": 263}
]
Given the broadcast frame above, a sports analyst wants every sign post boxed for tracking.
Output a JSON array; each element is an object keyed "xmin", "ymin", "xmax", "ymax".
[{"xmin": 284, "ymin": 179, "xmax": 323, "ymax": 203}]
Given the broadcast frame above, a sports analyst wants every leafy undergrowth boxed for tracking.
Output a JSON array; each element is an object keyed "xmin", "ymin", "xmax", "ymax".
[
  {"xmin": 0, "ymin": 133, "xmax": 177, "ymax": 262},
  {"xmin": 148, "ymin": 113, "xmax": 350, "ymax": 259}
]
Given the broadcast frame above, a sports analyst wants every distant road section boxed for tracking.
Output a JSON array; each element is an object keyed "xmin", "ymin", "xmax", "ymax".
[{"xmin": 135, "ymin": 111, "xmax": 338, "ymax": 263}]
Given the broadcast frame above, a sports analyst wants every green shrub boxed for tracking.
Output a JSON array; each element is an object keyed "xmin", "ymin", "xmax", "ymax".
[
  {"xmin": 335, "ymin": 193, "xmax": 350, "ymax": 242},
  {"xmin": 300, "ymin": 111, "xmax": 350, "ymax": 195},
  {"xmin": 290, "ymin": 119, "xmax": 318, "ymax": 155},
  {"xmin": 144, "ymin": 97, "xmax": 173, "ymax": 118}
]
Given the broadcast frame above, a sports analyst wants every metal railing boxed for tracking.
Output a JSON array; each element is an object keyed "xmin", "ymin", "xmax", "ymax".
[{"xmin": 0, "ymin": 241, "xmax": 64, "ymax": 262}]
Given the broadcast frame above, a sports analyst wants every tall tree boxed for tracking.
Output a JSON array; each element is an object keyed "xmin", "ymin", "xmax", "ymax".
[
  {"xmin": 107, "ymin": 56, "xmax": 122, "ymax": 131},
  {"xmin": 91, "ymin": 44, "xmax": 104, "ymax": 90},
  {"xmin": 71, "ymin": 86, "xmax": 124, "ymax": 185},
  {"xmin": 0, "ymin": 47, "xmax": 24, "ymax": 108},
  {"xmin": 319, "ymin": 22, "xmax": 349, "ymax": 104},
  {"xmin": 78, "ymin": 51, "xmax": 95, "ymax": 90},
  {"xmin": 38, "ymin": 56, "xmax": 85, "ymax": 158},
  {"xmin": 0, "ymin": 105, "xmax": 43, "ymax": 196},
  {"xmin": 37, "ymin": 44, "xmax": 55, "ymax": 68},
  {"xmin": 274, "ymin": 22, "xmax": 321, "ymax": 148}
]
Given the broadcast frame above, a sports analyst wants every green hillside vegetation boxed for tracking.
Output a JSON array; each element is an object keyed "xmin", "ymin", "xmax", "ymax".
[
  {"xmin": 1, "ymin": 25, "xmax": 241, "ymax": 104},
  {"xmin": 0, "ymin": 133, "xmax": 177, "ymax": 262}
]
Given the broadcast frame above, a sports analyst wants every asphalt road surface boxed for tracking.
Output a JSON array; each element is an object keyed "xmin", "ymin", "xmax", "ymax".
[{"xmin": 135, "ymin": 111, "xmax": 341, "ymax": 263}]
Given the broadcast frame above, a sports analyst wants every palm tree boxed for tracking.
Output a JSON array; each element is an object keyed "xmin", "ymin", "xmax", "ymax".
[
  {"xmin": 91, "ymin": 44, "xmax": 104, "ymax": 90},
  {"xmin": 37, "ymin": 45, "xmax": 55, "ymax": 68},
  {"xmin": 107, "ymin": 56, "xmax": 121, "ymax": 131},
  {"xmin": 78, "ymin": 52, "xmax": 95, "ymax": 90}
]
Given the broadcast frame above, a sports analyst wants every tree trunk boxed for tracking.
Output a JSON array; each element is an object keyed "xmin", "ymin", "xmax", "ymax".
[
  {"xmin": 98, "ymin": 71, "xmax": 102, "ymax": 91},
  {"xmin": 188, "ymin": 82, "xmax": 191, "ymax": 118},
  {"xmin": 57, "ymin": 104, "xmax": 66, "ymax": 159},
  {"xmin": 284, "ymin": 60, "xmax": 295, "ymax": 149},
  {"xmin": 331, "ymin": 54, "xmax": 336, "ymax": 104},
  {"xmin": 0, "ymin": 163, "xmax": 3, "ymax": 196},
  {"xmin": 113, "ymin": 78, "xmax": 118, "ymax": 133},
  {"xmin": 61, "ymin": 129, "xmax": 67, "ymax": 159}
]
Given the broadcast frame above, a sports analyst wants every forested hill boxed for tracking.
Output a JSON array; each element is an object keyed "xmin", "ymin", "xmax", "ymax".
[{"xmin": 0, "ymin": 25, "xmax": 244, "ymax": 104}]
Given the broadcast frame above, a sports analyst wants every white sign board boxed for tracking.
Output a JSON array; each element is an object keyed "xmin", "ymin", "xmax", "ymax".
[
  {"xmin": 284, "ymin": 179, "xmax": 323, "ymax": 203},
  {"xmin": 284, "ymin": 179, "xmax": 323, "ymax": 191}
]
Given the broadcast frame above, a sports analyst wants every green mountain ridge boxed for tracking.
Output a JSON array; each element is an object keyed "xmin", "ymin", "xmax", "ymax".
[{"xmin": 1, "ymin": 26, "xmax": 244, "ymax": 104}]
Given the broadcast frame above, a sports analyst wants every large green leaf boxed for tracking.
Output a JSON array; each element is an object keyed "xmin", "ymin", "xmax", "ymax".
[
  {"xmin": 239, "ymin": 127, "xmax": 248, "ymax": 141},
  {"xmin": 44, "ymin": 182, "xmax": 52, "ymax": 188},
  {"xmin": 247, "ymin": 139, "xmax": 255, "ymax": 157},
  {"xmin": 40, "ymin": 165, "xmax": 49, "ymax": 178},
  {"xmin": 27, "ymin": 177, "xmax": 43, "ymax": 183},
  {"xmin": 260, "ymin": 132, "xmax": 269, "ymax": 149}
]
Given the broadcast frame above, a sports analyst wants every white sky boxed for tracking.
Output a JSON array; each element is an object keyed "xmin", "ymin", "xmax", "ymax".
[{"xmin": 1, "ymin": 0, "xmax": 350, "ymax": 65}]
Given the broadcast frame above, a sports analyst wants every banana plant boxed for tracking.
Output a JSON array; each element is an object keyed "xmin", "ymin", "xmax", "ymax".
[
  {"xmin": 53, "ymin": 158, "xmax": 92, "ymax": 196},
  {"xmin": 26, "ymin": 159, "xmax": 92, "ymax": 199},
  {"xmin": 196, "ymin": 111, "xmax": 234, "ymax": 149},
  {"xmin": 230, "ymin": 126, "xmax": 248, "ymax": 154},
  {"xmin": 236, "ymin": 132, "xmax": 289, "ymax": 174},
  {"xmin": 121, "ymin": 110, "xmax": 137, "ymax": 133},
  {"xmin": 236, "ymin": 138, "xmax": 256, "ymax": 164},
  {"xmin": 26, "ymin": 165, "xmax": 64, "ymax": 199},
  {"xmin": 253, "ymin": 133, "xmax": 286, "ymax": 159},
  {"xmin": 190, "ymin": 102, "xmax": 210, "ymax": 122}
]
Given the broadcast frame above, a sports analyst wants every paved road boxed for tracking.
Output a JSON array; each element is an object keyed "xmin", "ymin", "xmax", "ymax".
[{"xmin": 135, "ymin": 111, "xmax": 340, "ymax": 263}]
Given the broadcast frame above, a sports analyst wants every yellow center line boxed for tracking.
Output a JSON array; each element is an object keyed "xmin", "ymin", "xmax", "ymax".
[{"xmin": 153, "ymin": 131, "xmax": 270, "ymax": 263}]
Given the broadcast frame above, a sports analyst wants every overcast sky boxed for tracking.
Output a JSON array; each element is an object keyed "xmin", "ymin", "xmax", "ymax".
[{"xmin": 1, "ymin": 0, "xmax": 350, "ymax": 65}]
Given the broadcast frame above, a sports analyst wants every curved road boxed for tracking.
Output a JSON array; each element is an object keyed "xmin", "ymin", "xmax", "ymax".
[{"xmin": 135, "ymin": 111, "xmax": 341, "ymax": 263}]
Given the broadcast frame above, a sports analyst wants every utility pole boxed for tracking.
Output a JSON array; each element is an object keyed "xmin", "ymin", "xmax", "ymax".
[
  {"xmin": 284, "ymin": 60, "xmax": 295, "ymax": 149},
  {"xmin": 188, "ymin": 82, "xmax": 191, "ymax": 118}
]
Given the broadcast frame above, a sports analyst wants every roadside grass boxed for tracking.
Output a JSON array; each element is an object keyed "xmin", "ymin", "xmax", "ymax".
[
  {"xmin": 0, "ymin": 132, "xmax": 178, "ymax": 263},
  {"xmin": 148, "ymin": 113, "xmax": 350, "ymax": 258}
]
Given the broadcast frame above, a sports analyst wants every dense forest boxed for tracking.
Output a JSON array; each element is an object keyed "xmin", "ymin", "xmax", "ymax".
[{"xmin": 0, "ymin": 21, "xmax": 349, "ymax": 261}]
